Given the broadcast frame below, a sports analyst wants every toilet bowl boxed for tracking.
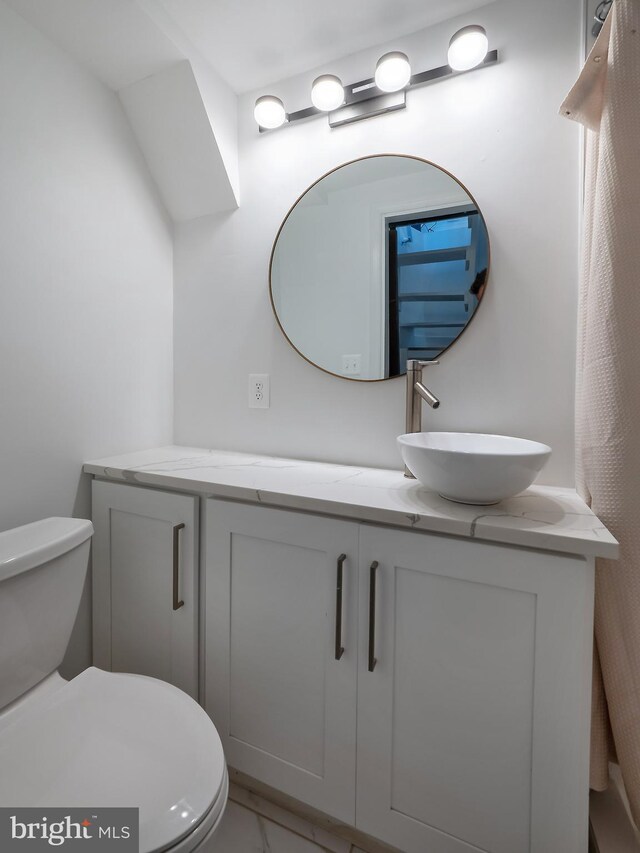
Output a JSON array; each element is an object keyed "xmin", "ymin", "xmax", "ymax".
[{"xmin": 0, "ymin": 517, "xmax": 228, "ymax": 853}]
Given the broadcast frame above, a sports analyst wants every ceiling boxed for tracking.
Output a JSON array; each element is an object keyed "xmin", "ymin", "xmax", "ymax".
[
  {"xmin": 4, "ymin": 0, "xmax": 495, "ymax": 94},
  {"xmin": 155, "ymin": 0, "xmax": 495, "ymax": 93},
  {"xmin": 2, "ymin": 0, "xmax": 184, "ymax": 90}
]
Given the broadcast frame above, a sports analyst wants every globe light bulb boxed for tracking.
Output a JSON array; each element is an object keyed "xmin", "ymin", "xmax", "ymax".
[
  {"xmin": 311, "ymin": 75, "xmax": 345, "ymax": 112},
  {"xmin": 448, "ymin": 25, "xmax": 489, "ymax": 72},
  {"xmin": 374, "ymin": 52, "xmax": 411, "ymax": 93},
  {"xmin": 254, "ymin": 95, "xmax": 286, "ymax": 129}
]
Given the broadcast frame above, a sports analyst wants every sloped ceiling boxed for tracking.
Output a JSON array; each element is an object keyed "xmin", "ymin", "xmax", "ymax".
[
  {"xmin": 4, "ymin": 0, "xmax": 240, "ymax": 220},
  {"xmin": 119, "ymin": 61, "xmax": 238, "ymax": 220},
  {"xmin": 2, "ymin": 0, "xmax": 183, "ymax": 89}
]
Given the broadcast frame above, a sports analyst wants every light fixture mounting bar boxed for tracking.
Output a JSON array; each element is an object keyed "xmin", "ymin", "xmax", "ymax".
[
  {"xmin": 328, "ymin": 91, "xmax": 406, "ymax": 128},
  {"xmin": 258, "ymin": 48, "xmax": 498, "ymax": 132}
]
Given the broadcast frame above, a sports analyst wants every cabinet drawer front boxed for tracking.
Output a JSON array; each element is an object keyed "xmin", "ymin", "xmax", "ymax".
[
  {"xmin": 92, "ymin": 480, "xmax": 199, "ymax": 698},
  {"xmin": 205, "ymin": 499, "xmax": 359, "ymax": 824},
  {"xmin": 357, "ymin": 526, "xmax": 593, "ymax": 853}
]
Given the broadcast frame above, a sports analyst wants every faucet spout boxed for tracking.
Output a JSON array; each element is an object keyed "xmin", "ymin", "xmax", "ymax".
[
  {"xmin": 415, "ymin": 381, "xmax": 440, "ymax": 410},
  {"xmin": 404, "ymin": 359, "xmax": 440, "ymax": 478}
]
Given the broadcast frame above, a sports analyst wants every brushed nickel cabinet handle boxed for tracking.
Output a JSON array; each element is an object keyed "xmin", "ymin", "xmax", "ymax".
[
  {"xmin": 368, "ymin": 561, "xmax": 379, "ymax": 672},
  {"xmin": 335, "ymin": 554, "xmax": 347, "ymax": 660},
  {"xmin": 173, "ymin": 522, "xmax": 185, "ymax": 611}
]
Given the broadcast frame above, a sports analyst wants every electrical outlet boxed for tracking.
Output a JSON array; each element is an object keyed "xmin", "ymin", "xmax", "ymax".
[
  {"xmin": 341, "ymin": 354, "xmax": 361, "ymax": 376},
  {"xmin": 249, "ymin": 374, "xmax": 270, "ymax": 408}
]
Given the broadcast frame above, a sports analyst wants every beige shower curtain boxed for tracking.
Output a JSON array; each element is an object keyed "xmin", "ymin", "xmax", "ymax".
[{"xmin": 560, "ymin": 0, "xmax": 640, "ymax": 822}]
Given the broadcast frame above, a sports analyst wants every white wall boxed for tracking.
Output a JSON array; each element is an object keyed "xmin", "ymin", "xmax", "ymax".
[
  {"xmin": 176, "ymin": 0, "xmax": 583, "ymax": 485},
  {"xmin": 0, "ymin": 1, "xmax": 174, "ymax": 674}
]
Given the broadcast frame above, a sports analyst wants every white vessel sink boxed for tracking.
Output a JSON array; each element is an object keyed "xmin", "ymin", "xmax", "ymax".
[{"xmin": 397, "ymin": 432, "xmax": 552, "ymax": 505}]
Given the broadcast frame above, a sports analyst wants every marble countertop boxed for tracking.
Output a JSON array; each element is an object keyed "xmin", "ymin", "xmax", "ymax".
[{"xmin": 84, "ymin": 446, "xmax": 618, "ymax": 560}]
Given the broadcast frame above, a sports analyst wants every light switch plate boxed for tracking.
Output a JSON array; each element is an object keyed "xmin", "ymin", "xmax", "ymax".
[{"xmin": 249, "ymin": 374, "xmax": 270, "ymax": 408}]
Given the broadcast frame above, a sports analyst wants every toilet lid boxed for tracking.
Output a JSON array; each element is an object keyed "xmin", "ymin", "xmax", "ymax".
[{"xmin": 0, "ymin": 667, "xmax": 226, "ymax": 853}]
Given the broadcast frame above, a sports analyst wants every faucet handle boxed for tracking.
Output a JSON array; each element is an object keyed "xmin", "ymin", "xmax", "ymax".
[{"xmin": 407, "ymin": 359, "xmax": 439, "ymax": 370}]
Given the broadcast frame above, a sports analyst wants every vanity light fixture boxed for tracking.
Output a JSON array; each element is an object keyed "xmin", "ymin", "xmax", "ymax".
[
  {"xmin": 374, "ymin": 52, "xmax": 412, "ymax": 93},
  {"xmin": 447, "ymin": 25, "xmax": 489, "ymax": 72},
  {"xmin": 254, "ymin": 95, "xmax": 287, "ymax": 129},
  {"xmin": 255, "ymin": 26, "xmax": 497, "ymax": 132},
  {"xmin": 311, "ymin": 74, "xmax": 345, "ymax": 111}
]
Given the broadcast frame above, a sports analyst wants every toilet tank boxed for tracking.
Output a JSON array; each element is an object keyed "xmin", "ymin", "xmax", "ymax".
[{"xmin": 0, "ymin": 517, "xmax": 93, "ymax": 710}]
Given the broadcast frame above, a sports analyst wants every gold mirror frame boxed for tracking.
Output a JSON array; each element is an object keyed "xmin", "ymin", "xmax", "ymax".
[{"xmin": 269, "ymin": 153, "xmax": 490, "ymax": 382}]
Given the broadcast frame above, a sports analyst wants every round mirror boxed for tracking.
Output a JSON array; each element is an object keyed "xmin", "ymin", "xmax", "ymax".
[{"xmin": 270, "ymin": 155, "xmax": 489, "ymax": 381}]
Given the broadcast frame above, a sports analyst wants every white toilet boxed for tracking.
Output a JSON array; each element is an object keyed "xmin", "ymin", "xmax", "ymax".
[{"xmin": 0, "ymin": 517, "xmax": 228, "ymax": 852}]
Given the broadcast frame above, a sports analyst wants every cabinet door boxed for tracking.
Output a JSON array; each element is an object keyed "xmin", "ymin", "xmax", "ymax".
[
  {"xmin": 357, "ymin": 526, "xmax": 594, "ymax": 853},
  {"xmin": 92, "ymin": 480, "xmax": 199, "ymax": 698},
  {"xmin": 205, "ymin": 499, "xmax": 359, "ymax": 824}
]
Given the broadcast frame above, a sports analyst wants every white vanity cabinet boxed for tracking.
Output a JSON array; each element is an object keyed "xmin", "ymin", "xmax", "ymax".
[
  {"xmin": 205, "ymin": 499, "xmax": 594, "ymax": 853},
  {"xmin": 92, "ymin": 480, "xmax": 199, "ymax": 698},
  {"xmin": 204, "ymin": 499, "xmax": 360, "ymax": 824},
  {"xmin": 85, "ymin": 447, "xmax": 615, "ymax": 853},
  {"xmin": 356, "ymin": 526, "xmax": 593, "ymax": 853}
]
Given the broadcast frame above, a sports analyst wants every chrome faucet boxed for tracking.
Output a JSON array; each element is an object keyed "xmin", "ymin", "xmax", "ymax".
[{"xmin": 404, "ymin": 359, "xmax": 440, "ymax": 478}]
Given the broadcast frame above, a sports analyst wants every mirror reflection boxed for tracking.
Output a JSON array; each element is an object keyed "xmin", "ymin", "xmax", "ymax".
[{"xmin": 270, "ymin": 155, "xmax": 489, "ymax": 381}]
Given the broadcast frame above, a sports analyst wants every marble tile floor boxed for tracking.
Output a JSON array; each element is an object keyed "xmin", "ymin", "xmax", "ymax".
[{"xmin": 206, "ymin": 783, "xmax": 379, "ymax": 853}]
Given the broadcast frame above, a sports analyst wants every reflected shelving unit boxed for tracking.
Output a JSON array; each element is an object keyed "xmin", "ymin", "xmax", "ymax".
[{"xmin": 387, "ymin": 206, "xmax": 488, "ymax": 374}]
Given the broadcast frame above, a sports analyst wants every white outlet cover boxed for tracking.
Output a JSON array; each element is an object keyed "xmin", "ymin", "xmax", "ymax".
[
  {"xmin": 249, "ymin": 374, "xmax": 270, "ymax": 408},
  {"xmin": 341, "ymin": 355, "xmax": 361, "ymax": 375}
]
